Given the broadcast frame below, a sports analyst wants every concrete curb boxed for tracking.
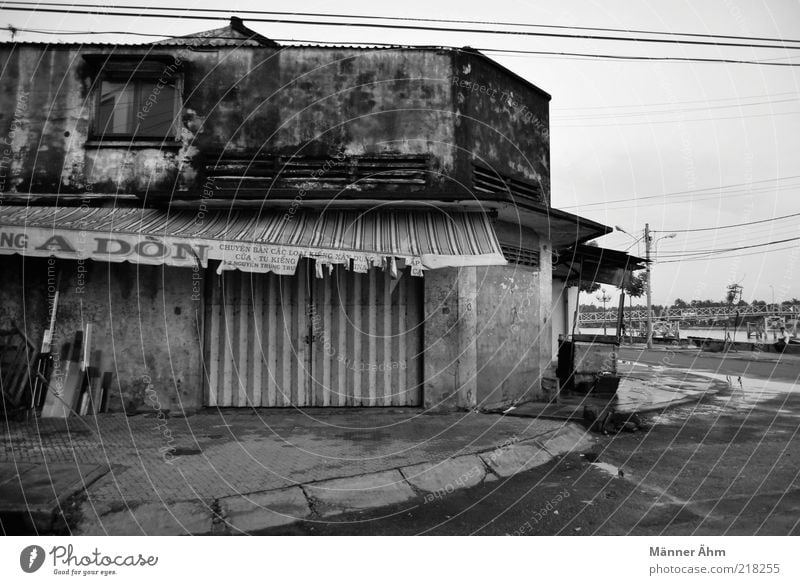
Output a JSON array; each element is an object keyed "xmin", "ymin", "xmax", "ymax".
[{"xmin": 74, "ymin": 422, "xmax": 595, "ymax": 535}]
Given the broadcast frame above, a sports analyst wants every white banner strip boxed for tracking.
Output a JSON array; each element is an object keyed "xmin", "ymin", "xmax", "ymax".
[
  {"xmin": 0, "ymin": 225, "xmax": 505, "ymax": 275},
  {"xmin": 1, "ymin": 536, "xmax": 798, "ymax": 584}
]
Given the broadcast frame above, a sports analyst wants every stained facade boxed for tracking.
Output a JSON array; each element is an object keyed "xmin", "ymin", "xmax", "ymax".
[{"xmin": 0, "ymin": 18, "xmax": 611, "ymax": 414}]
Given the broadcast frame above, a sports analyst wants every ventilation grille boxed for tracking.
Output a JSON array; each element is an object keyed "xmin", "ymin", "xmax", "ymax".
[
  {"xmin": 353, "ymin": 156, "xmax": 428, "ymax": 186},
  {"xmin": 501, "ymin": 244, "xmax": 540, "ymax": 268},
  {"xmin": 204, "ymin": 153, "xmax": 429, "ymax": 194},
  {"xmin": 473, "ymin": 164, "xmax": 543, "ymax": 204}
]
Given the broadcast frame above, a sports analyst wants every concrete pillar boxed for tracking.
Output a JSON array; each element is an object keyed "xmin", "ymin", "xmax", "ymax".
[
  {"xmin": 566, "ymin": 286, "xmax": 578, "ymax": 337},
  {"xmin": 423, "ymin": 266, "xmax": 478, "ymax": 412},
  {"xmin": 538, "ymin": 239, "xmax": 554, "ymax": 399}
]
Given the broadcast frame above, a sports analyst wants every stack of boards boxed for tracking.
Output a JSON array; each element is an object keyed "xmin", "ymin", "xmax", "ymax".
[{"xmin": 40, "ymin": 324, "xmax": 114, "ymax": 418}]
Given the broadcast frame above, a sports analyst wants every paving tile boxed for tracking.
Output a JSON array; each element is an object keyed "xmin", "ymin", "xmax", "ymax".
[
  {"xmin": 538, "ymin": 424, "xmax": 595, "ymax": 456},
  {"xmin": 401, "ymin": 455, "xmax": 486, "ymax": 493},
  {"xmin": 76, "ymin": 500, "xmax": 213, "ymax": 535},
  {"xmin": 304, "ymin": 470, "xmax": 416, "ymax": 517},
  {"xmin": 220, "ymin": 487, "xmax": 311, "ymax": 533},
  {"xmin": 3, "ymin": 411, "xmax": 568, "ymax": 511},
  {"xmin": 480, "ymin": 444, "xmax": 554, "ymax": 478}
]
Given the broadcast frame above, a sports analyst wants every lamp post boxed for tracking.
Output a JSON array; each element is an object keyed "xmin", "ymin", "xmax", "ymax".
[{"xmin": 596, "ymin": 287, "xmax": 612, "ymax": 336}]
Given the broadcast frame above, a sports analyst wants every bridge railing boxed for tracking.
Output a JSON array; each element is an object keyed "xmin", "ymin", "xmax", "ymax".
[{"xmin": 577, "ymin": 304, "xmax": 800, "ymax": 323}]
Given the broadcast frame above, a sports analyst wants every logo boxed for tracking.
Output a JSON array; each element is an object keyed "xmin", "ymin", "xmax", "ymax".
[{"xmin": 20, "ymin": 545, "xmax": 46, "ymax": 573}]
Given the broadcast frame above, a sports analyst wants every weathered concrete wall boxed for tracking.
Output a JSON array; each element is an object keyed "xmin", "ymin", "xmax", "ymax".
[
  {"xmin": 0, "ymin": 45, "xmax": 458, "ymax": 197},
  {"xmin": 451, "ymin": 51, "xmax": 550, "ymax": 204},
  {"xmin": 0, "ymin": 43, "xmax": 554, "ymax": 201},
  {"xmin": 423, "ymin": 267, "xmax": 477, "ymax": 411},
  {"xmin": 0, "ymin": 255, "xmax": 203, "ymax": 412},
  {"xmin": 422, "ymin": 219, "xmax": 556, "ymax": 410},
  {"xmin": 272, "ymin": 49, "xmax": 454, "ymax": 164},
  {"xmin": 0, "ymin": 48, "xmax": 84, "ymax": 195},
  {"xmin": 0, "ymin": 255, "xmax": 51, "ymax": 347},
  {"xmin": 475, "ymin": 263, "xmax": 545, "ymax": 409}
]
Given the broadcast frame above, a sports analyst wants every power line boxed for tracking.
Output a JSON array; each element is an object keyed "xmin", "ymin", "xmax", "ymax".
[
  {"xmin": 552, "ymin": 97, "xmax": 799, "ymax": 121},
  {"xmin": 552, "ymin": 91, "xmax": 800, "ymax": 112},
  {"xmin": 3, "ymin": 4, "xmax": 800, "ymax": 51},
  {"xmin": 4, "ymin": 28, "xmax": 798, "ymax": 68},
  {"xmin": 656, "ymin": 224, "xmax": 800, "ymax": 251},
  {"xmin": 555, "ymin": 109, "xmax": 800, "ymax": 128},
  {"xmin": 655, "ymin": 211, "xmax": 800, "ymax": 233},
  {"xmin": 6, "ymin": 1, "xmax": 800, "ymax": 46},
  {"xmin": 560, "ymin": 175, "xmax": 800, "ymax": 209},
  {"xmin": 493, "ymin": 50, "xmax": 800, "ymax": 66},
  {"xmin": 608, "ymin": 221, "xmax": 800, "ymax": 250},
  {"xmin": 566, "ymin": 183, "xmax": 800, "ymax": 216},
  {"xmin": 653, "ymin": 236, "xmax": 800, "ymax": 260},
  {"xmin": 658, "ymin": 243, "xmax": 800, "ymax": 263},
  {"xmin": 599, "ymin": 183, "xmax": 800, "ymax": 211},
  {"xmin": 593, "ymin": 188, "xmax": 800, "ymax": 214}
]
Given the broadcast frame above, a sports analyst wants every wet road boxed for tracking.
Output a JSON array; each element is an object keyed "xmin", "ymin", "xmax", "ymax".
[
  {"xmin": 618, "ymin": 346, "xmax": 800, "ymax": 383},
  {"xmin": 264, "ymin": 352, "xmax": 800, "ymax": 535}
]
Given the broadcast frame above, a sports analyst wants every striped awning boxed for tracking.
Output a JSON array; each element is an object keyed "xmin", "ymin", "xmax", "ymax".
[{"xmin": 0, "ymin": 206, "xmax": 506, "ymax": 275}]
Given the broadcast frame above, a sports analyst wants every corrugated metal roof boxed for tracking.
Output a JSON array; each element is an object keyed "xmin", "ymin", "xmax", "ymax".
[
  {"xmin": 0, "ymin": 206, "xmax": 506, "ymax": 274},
  {"xmin": 152, "ymin": 17, "xmax": 279, "ymax": 48},
  {"xmin": 0, "ymin": 40, "xmax": 447, "ymax": 51}
]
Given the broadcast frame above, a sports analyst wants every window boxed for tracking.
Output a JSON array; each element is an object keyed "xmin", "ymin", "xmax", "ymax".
[{"xmin": 92, "ymin": 59, "xmax": 181, "ymax": 139}]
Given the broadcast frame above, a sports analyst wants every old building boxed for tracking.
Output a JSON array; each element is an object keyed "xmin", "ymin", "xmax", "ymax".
[{"xmin": 0, "ymin": 18, "xmax": 621, "ymax": 415}]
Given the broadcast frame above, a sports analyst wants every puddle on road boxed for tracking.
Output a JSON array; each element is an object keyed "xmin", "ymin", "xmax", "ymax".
[
  {"xmin": 590, "ymin": 461, "xmax": 623, "ymax": 477},
  {"xmin": 648, "ymin": 372, "xmax": 800, "ymax": 425},
  {"xmin": 696, "ymin": 373, "xmax": 798, "ymax": 407}
]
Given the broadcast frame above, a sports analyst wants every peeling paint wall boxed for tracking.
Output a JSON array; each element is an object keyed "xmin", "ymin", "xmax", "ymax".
[
  {"xmin": 272, "ymin": 49, "xmax": 455, "ymax": 169},
  {"xmin": 0, "ymin": 45, "xmax": 459, "ymax": 198},
  {"xmin": 451, "ymin": 52, "xmax": 551, "ymax": 204},
  {"xmin": 0, "ymin": 48, "xmax": 88, "ymax": 195},
  {"xmin": 0, "ymin": 256, "xmax": 50, "ymax": 347},
  {"xmin": 0, "ymin": 256, "xmax": 203, "ymax": 412}
]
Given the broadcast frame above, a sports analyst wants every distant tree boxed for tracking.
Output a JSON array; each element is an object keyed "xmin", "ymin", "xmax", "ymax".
[
  {"xmin": 688, "ymin": 298, "xmax": 717, "ymax": 308},
  {"xmin": 615, "ymin": 272, "xmax": 645, "ymax": 337},
  {"xmin": 623, "ymin": 271, "xmax": 645, "ymax": 299},
  {"xmin": 673, "ymin": 298, "xmax": 688, "ymax": 309},
  {"xmin": 578, "ymin": 281, "xmax": 601, "ymax": 294}
]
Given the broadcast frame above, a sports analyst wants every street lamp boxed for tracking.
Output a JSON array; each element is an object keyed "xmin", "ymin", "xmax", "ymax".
[
  {"xmin": 615, "ymin": 226, "xmax": 643, "ymax": 253},
  {"xmin": 596, "ymin": 287, "xmax": 612, "ymax": 336}
]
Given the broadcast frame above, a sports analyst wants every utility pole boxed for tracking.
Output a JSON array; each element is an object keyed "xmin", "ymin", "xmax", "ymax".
[{"xmin": 645, "ymin": 223, "xmax": 653, "ymax": 349}]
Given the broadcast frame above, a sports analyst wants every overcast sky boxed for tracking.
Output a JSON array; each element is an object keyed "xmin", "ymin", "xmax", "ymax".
[{"xmin": 2, "ymin": 0, "xmax": 798, "ymax": 305}]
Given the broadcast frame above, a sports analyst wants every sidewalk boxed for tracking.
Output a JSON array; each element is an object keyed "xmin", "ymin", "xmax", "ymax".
[
  {"xmin": 1, "ymin": 409, "xmax": 594, "ymax": 535},
  {"xmin": 1, "ymin": 361, "xmax": 729, "ymax": 536},
  {"xmin": 506, "ymin": 360, "xmax": 731, "ymax": 421}
]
